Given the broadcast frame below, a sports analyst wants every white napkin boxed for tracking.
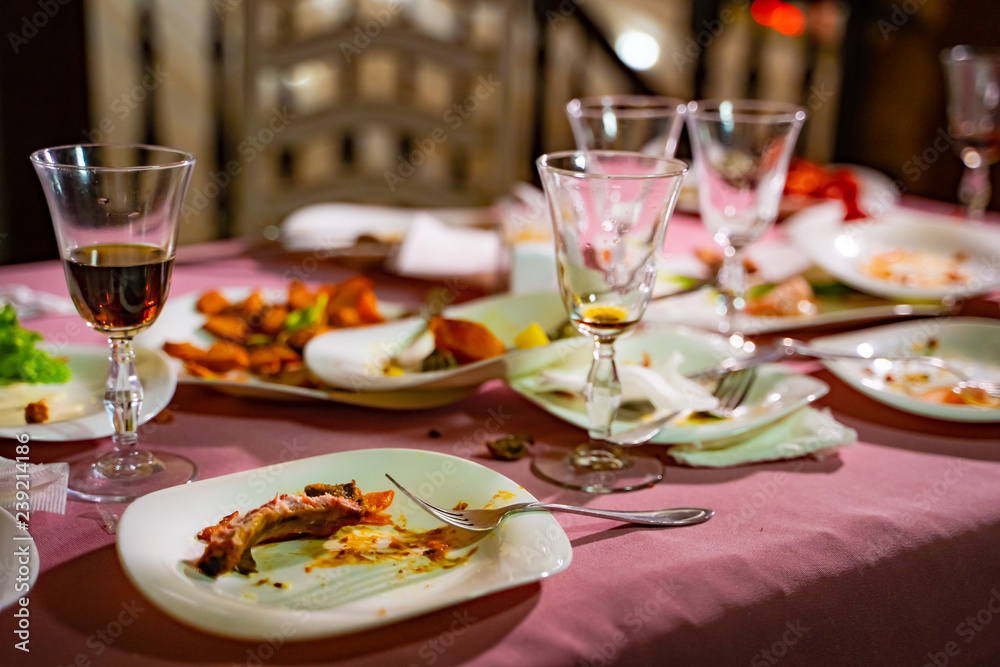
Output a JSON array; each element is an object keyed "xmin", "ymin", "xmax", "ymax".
[
  {"xmin": 0, "ymin": 285, "xmax": 77, "ymax": 319},
  {"xmin": 524, "ymin": 348, "xmax": 856, "ymax": 467},
  {"xmin": 279, "ymin": 203, "xmax": 413, "ymax": 252},
  {"xmin": 667, "ymin": 407, "xmax": 856, "ymax": 467},
  {"xmin": 389, "ymin": 213, "xmax": 503, "ymax": 280},
  {"xmin": 522, "ymin": 351, "xmax": 720, "ymax": 415},
  {"xmin": 0, "ymin": 456, "xmax": 69, "ymax": 514}
]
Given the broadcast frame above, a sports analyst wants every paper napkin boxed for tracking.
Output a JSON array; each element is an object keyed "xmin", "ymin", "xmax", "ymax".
[
  {"xmin": 667, "ymin": 407, "xmax": 856, "ymax": 467},
  {"xmin": 522, "ymin": 348, "xmax": 857, "ymax": 468},
  {"xmin": 0, "ymin": 456, "xmax": 69, "ymax": 514},
  {"xmin": 521, "ymin": 351, "xmax": 720, "ymax": 415},
  {"xmin": 279, "ymin": 202, "xmax": 413, "ymax": 252},
  {"xmin": 0, "ymin": 285, "xmax": 77, "ymax": 319},
  {"xmin": 389, "ymin": 213, "xmax": 503, "ymax": 280}
]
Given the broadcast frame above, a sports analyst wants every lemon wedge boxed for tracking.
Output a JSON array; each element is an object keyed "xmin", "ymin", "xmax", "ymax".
[{"xmin": 514, "ymin": 323, "xmax": 550, "ymax": 349}]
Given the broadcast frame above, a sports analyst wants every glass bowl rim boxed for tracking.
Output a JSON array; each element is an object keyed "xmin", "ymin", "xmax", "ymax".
[
  {"xmin": 29, "ymin": 143, "xmax": 196, "ymax": 171},
  {"xmin": 536, "ymin": 150, "xmax": 689, "ymax": 180}
]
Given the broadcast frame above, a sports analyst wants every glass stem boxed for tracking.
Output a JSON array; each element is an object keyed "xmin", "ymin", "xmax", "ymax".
[
  {"xmin": 718, "ymin": 244, "xmax": 748, "ymax": 345},
  {"xmin": 584, "ymin": 338, "xmax": 621, "ymax": 442},
  {"xmin": 960, "ymin": 163, "xmax": 991, "ymax": 218},
  {"xmin": 106, "ymin": 337, "xmax": 143, "ymax": 452}
]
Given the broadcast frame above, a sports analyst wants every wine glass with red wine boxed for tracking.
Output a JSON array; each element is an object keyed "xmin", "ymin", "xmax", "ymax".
[{"xmin": 31, "ymin": 144, "xmax": 197, "ymax": 502}]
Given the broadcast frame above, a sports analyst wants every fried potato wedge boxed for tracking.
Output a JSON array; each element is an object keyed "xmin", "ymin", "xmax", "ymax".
[{"xmin": 428, "ymin": 317, "xmax": 506, "ymax": 364}]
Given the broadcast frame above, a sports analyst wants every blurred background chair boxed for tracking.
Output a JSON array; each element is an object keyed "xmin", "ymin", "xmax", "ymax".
[{"xmin": 225, "ymin": 0, "xmax": 539, "ymax": 237}]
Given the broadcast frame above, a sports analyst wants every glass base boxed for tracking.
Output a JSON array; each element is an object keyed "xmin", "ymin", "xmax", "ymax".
[
  {"xmin": 67, "ymin": 449, "xmax": 197, "ymax": 503},
  {"xmin": 530, "ymin": 444, "xmax": 664, "ymax": 493}
]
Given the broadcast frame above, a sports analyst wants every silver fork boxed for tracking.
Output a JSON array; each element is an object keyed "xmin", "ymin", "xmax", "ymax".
[
  {"xmin": 607, "ymin": 367, "xmax": 758, "ymax": 446},
  {"xmin": 385, "ymin": 475, "xmax": 713, "ymax": 531},
  {"xmin": 690, "ymin": 338, "xmax": 970, "ymax": 381},
  {"xmin": 709, "ymin": 367, "xmax": 758, "ymax": 417},
  {"xmin": 956, "ymin": 381, "xmax": 1000, "ymax": 398}
]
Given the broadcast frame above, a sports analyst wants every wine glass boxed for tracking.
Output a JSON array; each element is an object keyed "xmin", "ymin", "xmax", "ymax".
[
  {"xmin": 684, "ymin": 99, "xmax": 806, "ymax": 349},
  {"xmin": 940, "ymin": 46, "xmax": 1000, "ymax": 218},
  {"xmin": 566, "ymin": 95, "xmax": 687, "ymax": 157},
  {"xmin": 30, "ymin": 144, "xmax": 197, "ymax": 502},
  {"xmin": 534, "ymin": 150, "xmax": 687, "ymax": 493}
]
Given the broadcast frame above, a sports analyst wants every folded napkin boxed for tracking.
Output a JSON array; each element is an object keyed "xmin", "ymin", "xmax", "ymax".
[
  {"xmin": 279, "ymin": 202, "xmax": 413, "ymax": 252},
  {"xmin": 0, "ymin": 456, "xmax": 69, "ymax": 514},
  {"xmin": 667, "ymin": 407, "xmax": 856, "ymax": 467},
  {"xmin": 524, "ymin": 350, "xmax": 856, "ymax": 467},
  {"xmin": 0, "ymin": 285, "xmax": 77, "ymax": 319},
  {"xmin": 389, "ymin": 213, "xmax": 503, "ymax": 281},
  {"xmin": 521, "ymin": 351, "xmax": 720, "ymax": 415}
]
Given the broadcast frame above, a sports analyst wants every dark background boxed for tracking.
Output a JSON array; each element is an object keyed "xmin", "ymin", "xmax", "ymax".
[{"xmin": 0, "ymin": 0, "xmax": 998, "ymax": 265}]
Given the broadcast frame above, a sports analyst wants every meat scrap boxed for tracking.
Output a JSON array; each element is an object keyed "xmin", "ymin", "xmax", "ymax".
[
  {"xmin": 24, "ymin": 399, "xmax": 49, "ymax": 424},
  {"xmin": 196, "ymin": 482, "xmax": 394, "ymax": 577}
]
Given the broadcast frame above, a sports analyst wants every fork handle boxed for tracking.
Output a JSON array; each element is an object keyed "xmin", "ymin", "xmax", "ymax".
[{"xmin": 516, "ymin": 503, "xmax": 713, "ymax": 526}]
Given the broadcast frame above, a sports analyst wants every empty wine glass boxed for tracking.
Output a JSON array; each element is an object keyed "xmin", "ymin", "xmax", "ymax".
[
  {"xmin": 684, "ymin": 99, "xmax": 806, "ymax": 349},
  {"xmin": 31, "ymin": 144, "xmax": 197, "ymax": 502},
  {"xmin": 566, "ymin": 95, "xmax": 687, "ymax": 157},
  {"xmin": 940, "ymin": 46, "xmax": 1000, "ymax": 218},
  {"xmin": 534, "ymin": 150, "xmax": 687, "ymax": 493}
]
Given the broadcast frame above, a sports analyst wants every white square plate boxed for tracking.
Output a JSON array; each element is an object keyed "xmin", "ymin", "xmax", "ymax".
[{"xmin": 117, "ymin": 448, "xmax": 572, "ymax": 641}]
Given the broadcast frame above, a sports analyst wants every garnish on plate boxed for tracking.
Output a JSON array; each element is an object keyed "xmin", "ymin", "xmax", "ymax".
[
  {"xmin": 0, "ymin": 304, "xmax": 70, "ymax": 385},
  {"xmin": 0, "ymin": 304, "xmax": 71, "ymax": 425}
]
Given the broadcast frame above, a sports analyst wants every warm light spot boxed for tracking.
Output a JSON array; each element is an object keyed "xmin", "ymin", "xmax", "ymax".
[
  {"xmin": 751, "ymin": 0, "xmax": 781, "ymax": 26},
  {"xmin": 771, "ymin": 4, "xmax": 805, "ymax": 36},
  {"xmin": 751, "ymin": 0, "xmax": 805, "ymax": 36},
  {"xmin": 615, "ymin": 31, "xmax": 660, "ymax": 71}
]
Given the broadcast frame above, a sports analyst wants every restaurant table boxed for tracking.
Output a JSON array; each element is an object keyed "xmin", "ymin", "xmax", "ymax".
[{"xmin": 2, "ymin": 198, "xmax": 1000, "ymax": 667}]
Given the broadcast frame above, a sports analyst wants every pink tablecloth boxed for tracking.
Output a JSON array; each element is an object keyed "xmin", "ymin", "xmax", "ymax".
[{"xmin": 2, "ymin": 202, "xmax": 1000, "ymax": 666}]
